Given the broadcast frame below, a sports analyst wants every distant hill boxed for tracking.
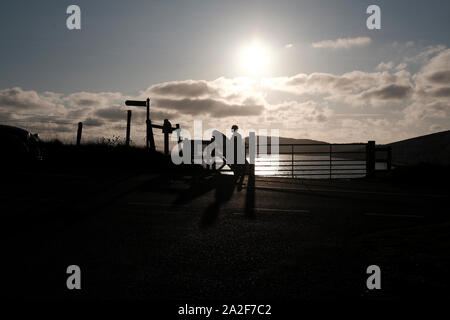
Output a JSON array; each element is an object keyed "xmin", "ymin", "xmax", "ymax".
[
  {"xmin": 245, "ymin": 136, "xmax": 328, "ymax": 145},
  {"xmin": 277, "ymin": 137, "xmax": 328, "ymax": 145},
  {"xmin": 245, "ymin": 136, "xmax": 364, "ymax": 159},
  {"xmin": 245, "ymin": 136, "xmax": 327, "ymax": 153},
  {"xmin": 387, "ymin": 130, "xmax": 450, "ymax": 166}
]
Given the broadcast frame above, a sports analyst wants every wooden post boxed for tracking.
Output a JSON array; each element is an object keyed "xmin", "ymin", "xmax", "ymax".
[
  {"xmin": 175, "ymin": 124, "xmax": 182, "ymax": 157},
  {"xmin": 234, "ymin": 135, "xmax": 238, "ymax": 165},
  {"xmin": 163, "ymin": 119, "xmax": 171, "ymax": 156},
  {"xmin": 291, "ymin": 144, "xmax": 294, "ymax": 178},
  {"xmin": 125, "ymin": 110, "xmax": 132, "ymax": 146},
  {"xmin": 329, "ymin": 144, "xmax": 332, "ymax": 180},
  {"xmin": 164, "ymin": 132, "xmax": 169, "ymax": 156},
  {"xmin": 366, "ymin": 141, "xmax": 376, "ymax": 178},
  {"xmin": 387, "ymin": 146, "xmax": 392, "ymax": 171},
  {"xmin": 191, "ymin": 140, "xmax": 194, "ymax": 164},
  {"xmin": 76, "ymin": 122, "xmax": 83, "ymax": 146},
  {"xmin": 175, "ymin": 124, "xmax": 181, "ymax": 143},
  {"xmin": 146, "ymin": 98, "xmax": 155, "ymax": 151}
]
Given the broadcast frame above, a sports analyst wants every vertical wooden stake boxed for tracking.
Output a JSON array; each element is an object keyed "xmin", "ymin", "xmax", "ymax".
[
  {"xmin": 175, "ymin": 124, "xmax": 181, "ymax": 157},
  {"xmin": 126, "ymin": 110, "xmax": 132, "ymax": 146},
  {"xmin": 329, "ymin": 144, "xmax": 332, "ymax": 180},
  {"xmin": 291, "ymin": 144, "xmax": 294, "ymax": 178},
  {"xmin": 164, "ymin": 132, "xmax": 169, "ymax": 156},
  {"xmin": 76, "ymin": 122, "xmax": 83, "ymax": 146},
  {"xmin": 146, "ymin": 98, "xmax": 155, "ymax": 151},
  {"xmin": 366, "ymin": 141, "xmax": 376, "ymax": 178}
]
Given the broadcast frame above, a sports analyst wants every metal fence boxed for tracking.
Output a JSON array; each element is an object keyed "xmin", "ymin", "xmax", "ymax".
[
  {"xmin": 249, "ymin": 141, "xmax": 392, "ymax": 179},
  {"xmin": 184, "ymin": 138, "xmax": 392, "ymax": 179}
]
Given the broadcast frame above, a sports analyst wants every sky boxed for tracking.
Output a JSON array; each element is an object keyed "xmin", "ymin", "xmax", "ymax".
[{"xmin": 1, "ymin": 0, "xmax": 450, "ymax": 145}]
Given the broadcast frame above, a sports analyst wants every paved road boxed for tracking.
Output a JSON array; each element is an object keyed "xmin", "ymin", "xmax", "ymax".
[{"xmin": 2, "ymin": 171, "xmax": 449, "ymax": 299}]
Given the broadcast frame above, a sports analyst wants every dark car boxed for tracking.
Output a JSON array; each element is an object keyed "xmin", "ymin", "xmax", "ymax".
[{"xmin": 0, "ymin": 125, "xmax": 42, "ymax": 161}]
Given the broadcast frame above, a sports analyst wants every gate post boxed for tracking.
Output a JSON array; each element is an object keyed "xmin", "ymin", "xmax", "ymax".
[
  {"xmin": 291, "ymin": 145, "xmax": 294, "ymax": 178},
  {"xmin": 366, "ymin": 140, "xmax": 376, "ymax": 178},
  {"xmin": 329, "ymin": 144, "xmax": 332, "ymax": 179},
  {"xmin": 191, "ymin": 140, "xmax": 194, "ymax": 164}
]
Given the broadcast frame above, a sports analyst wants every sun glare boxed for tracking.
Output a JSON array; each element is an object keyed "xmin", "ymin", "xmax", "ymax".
[{"xmin": 238, "ymin": 40, "xmax": 271, "ymax": 76}]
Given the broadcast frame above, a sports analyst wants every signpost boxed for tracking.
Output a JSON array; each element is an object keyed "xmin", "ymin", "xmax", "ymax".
[
  {"xmin": 151, "ymin": 119, "xmax": 179, "ymax": 156},
  {"xmin": 125, "ymin": 98, "xmax": 180, "ymax": 155},
  {"xmin": 125, "ymin": 98, "xmax": 155, "ymax": 151}
]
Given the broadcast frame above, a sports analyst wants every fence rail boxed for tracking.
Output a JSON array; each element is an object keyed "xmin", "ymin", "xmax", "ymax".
[{"xmin": 246, "ymin": 141, "xmax": 391, "ymax": 179}]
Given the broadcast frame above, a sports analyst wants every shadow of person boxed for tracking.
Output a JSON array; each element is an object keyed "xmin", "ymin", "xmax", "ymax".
[
  {"xmin": 172, "ymin": 172, "xmax": 218, "ymax": 205},
  {"xmin": 200, "ymin": 174, "xmax": 237, "ymax": 227},
  {"xmin": 244, "ymin": 166, "xmax": 255, "ymax": 218},
  {"xmin": 170, "ymin": 162, "xmax": 255, "ymax": 228}
]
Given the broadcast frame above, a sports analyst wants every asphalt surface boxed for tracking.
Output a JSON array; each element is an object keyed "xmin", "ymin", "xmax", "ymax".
[{"xmin": 2, "ymin": 170, "xmax": 449, "ymax": 300}]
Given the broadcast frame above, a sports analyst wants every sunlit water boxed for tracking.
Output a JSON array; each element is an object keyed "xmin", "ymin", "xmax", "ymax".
[
  {"xmin": 252, "ymin": 154, "xmax": 386, "ymax": 179},
  {"xmin": 207, "ymin": 154, "xmax": 386, "ymax": 179}
]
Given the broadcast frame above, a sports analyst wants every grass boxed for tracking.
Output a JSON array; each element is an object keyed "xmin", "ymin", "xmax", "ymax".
[{"xmin": 34, "ymin": 138, "xmax": 205, "ymax": 175}]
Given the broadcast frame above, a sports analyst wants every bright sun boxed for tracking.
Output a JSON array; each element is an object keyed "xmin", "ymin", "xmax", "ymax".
[{"xmin": 238, "ymin": 40, "xmax": 271, "ymax": 76}]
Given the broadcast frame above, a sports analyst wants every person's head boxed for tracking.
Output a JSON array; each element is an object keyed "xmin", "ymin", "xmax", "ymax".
[{"xmin": 231, "ymin": 124, "xmax": 238, "ymax": 132}]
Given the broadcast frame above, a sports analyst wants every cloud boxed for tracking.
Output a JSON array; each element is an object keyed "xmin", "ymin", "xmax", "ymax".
[
  {"xmin": 426, "ymin": 70, "xmax": 450, "ymax": 85},
  {"xmin": 285, "ymin": 43, "xmax": 293, "ymax": 49},
  {"xmin": 94, "ymin": 107, "xmax": 128, "ymax": 122},
  {"xmin": 429, "ymin": 87, "xmax": 450, "ymax": 98},
  {"xmin": 273, "ymin": 100, "xmax": 332, "ymax": 124},
  {"xmin": 0, "ymin": 87, "xmax": 62, "ymax": 111},
  {"xmin": 262, "ymin": 70, "xmax": 412, "ymax": 102},
  {"xmin": 145, "ymin": 77, "xmax": 264, "ymax": 103},
  {"xmin": 361, "ymin": 84, "xmax": 412, "ymax": 100},
  {"xmin": 141, "ymin": 77, "xmax": 267, "ymax": 119},
  {"xmin": 404, "ymin": 45, "xmax": 446, "ymax": 65},
  {"xmin": 153, "ymin": 97, "xmax": 264, "ymax": 118},
  {"xmin": 83, "ymin": 118, "xmax": 104, "ymax": 127},
  {"xmin": 403, "ymin": 101, "xmax": 449, "ymax": 123},
  {"xmin": 63, "ymin": 91, "xmax": 124, "ymax": 109},
  {"xmin": 148, "ymin": 80, "xmax": 216, "ymax": 98},
  {"xmin": 395, "ymin": 63, "xmax": 407, "ymax": 71},
  {"xmin": 312, "ymin": 37, "xmax": 371, "ymax": 49},
  {"xmin": 415, "ymin": 48, "xmax": 450, "ymax": 84},
  {"xmin": 376, "ymin": 61, "xmax": 394, "ymax": 71},
  {"xmin": 413, "ymin": 48, "xmax": 450, "ymax": 102}
]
